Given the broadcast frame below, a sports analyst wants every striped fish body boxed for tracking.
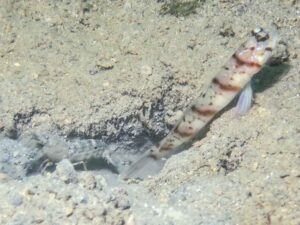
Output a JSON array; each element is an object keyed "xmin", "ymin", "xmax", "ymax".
[{"xmin": 123, "ymin": 27, "xmax": 278, "ymax": 179}]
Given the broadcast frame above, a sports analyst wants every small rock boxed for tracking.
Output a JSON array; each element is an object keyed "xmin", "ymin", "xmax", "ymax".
[
  {"xmin": 79, "ymin": 172, "xmax": 97, "ymax": 190},
  {"xmin": 65, "ymin": 204, "xmax": 75, "ymax": 217},
  {"xmin": 0, "ymin": 172, "xmax": 10, "ymax": 182},
  {"xmin": 103, "ymin": 81, "xmax": 110, "ymax": 87},
  {"xmin": 0, "ymin": 122, "xmax": 4, "ymax": 131},
  {"xmin": 269, "ymin": 41, "xmax": 290, "ymax": 65},
  {"xmin": 165, "ymin": 110, "xmax": 183, "ymax": 126},
  {"xmin": 23, "ymin": 188, "xmax": 35, "ymax": 196},
  {"xmin": 115, "ymin": 198, "xmax": 131, "ymax": 210},
  {"xmin": 83, "ymin": 207, "xmax": 107, "ymax": 220},
  {"xmin": 73, "ymin": 192, "xmax": 88, "ymax": 204},
  {"xmin": 32, "ymin": 218, "xmax": 44, "ymax": 224},
  {"xmin": 92, "ymin": 217, "xmax": 104, "ymax": 224},
  {"xmin": 251, "ymin": 162, "xmax": 259, "ymax": 171},
  {"xmin": 98, "ymin": 60, "xmax": 114, "ymax": 70},
  {"xmin": 9, "ymin": 193, "xmax": 23, "ymax": 207},
  {"xmin": 54, "ymin": 159, "xmax": 78, "ymax": 184},
  {"xmin": 140, "ymin": 65, "xmax": 152, "ymax": 75},
  {"xmin": 83, "ymin": 209, "xmax": 94, "ymax": 220},
  {"xmin": 219, "ymin": 25, "xmax": 235, "ymax": 37},
  {"xmin": 125, "ymin": 215, "xmax": 136, "ymax": 225}
]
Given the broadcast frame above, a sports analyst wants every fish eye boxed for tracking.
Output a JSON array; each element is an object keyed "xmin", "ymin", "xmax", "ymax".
[
  {"xmin": 252, "ymin": 27, "xmax": 269, "ymax": 42},
  {"xmin": 253, "ymin": 27, "xmax": 262, "ymax": 34}
]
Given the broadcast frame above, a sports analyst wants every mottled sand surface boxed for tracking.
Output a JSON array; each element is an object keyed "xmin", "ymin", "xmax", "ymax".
[{"xmin": 0, "ymin": 0, "xmax": 299, "ymax": 224}]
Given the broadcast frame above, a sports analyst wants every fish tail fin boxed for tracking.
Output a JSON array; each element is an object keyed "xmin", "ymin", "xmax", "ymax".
[{"xmin": 121, "ymin": 153, "xmax": 165, "ymax": 180}]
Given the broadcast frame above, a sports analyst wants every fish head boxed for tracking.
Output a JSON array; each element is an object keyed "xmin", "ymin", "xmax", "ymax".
[{"xmin": 236, "ymin": 26, "xmax": 279, "ymax": 69}]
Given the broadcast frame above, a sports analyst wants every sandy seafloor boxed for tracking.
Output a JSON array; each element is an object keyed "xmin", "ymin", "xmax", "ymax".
[{"xmin": 0, "ymin": 0, "xmax": 299, "ymax": 224}]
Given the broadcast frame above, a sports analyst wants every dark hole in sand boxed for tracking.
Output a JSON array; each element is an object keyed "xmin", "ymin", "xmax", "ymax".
[
  {"xmin": 75, "ymin": 157, "xmax": 119, "ymax": 174},
  {"xmin": 27, "ymin": 156, "xmax": 119, "ymax": 176}
]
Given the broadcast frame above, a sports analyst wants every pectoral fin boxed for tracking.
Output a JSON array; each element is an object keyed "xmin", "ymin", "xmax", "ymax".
[{"xmin": 235, "ymin": 82, "xmax": 253, "ymax": 115}]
